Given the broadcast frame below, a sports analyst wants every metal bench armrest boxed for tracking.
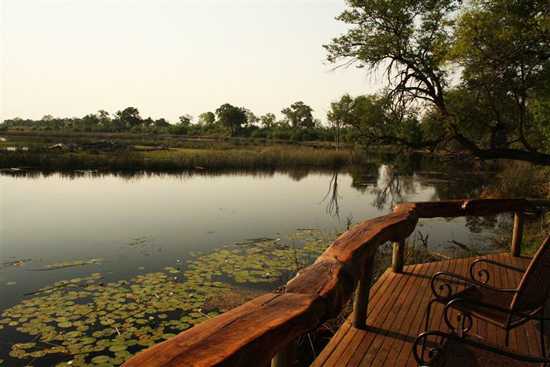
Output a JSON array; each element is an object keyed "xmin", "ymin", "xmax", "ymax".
[
  {"xmin": 469, "ymin": 258, "xmax": 525, "ymax": 284},
  {"xmin": 431, "ymin": 271, "xmax": 517, "ymax": 300}
]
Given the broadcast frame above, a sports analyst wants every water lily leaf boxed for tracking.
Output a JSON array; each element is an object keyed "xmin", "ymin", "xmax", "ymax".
[
  {"xmin": 108, "ymin": 344, "xmax": 127, "ymax": 352},
  {"xmin": 0, "ymin": 228, "xmax": 333, "ymax": 366},
  {"xmin": 90, "ymin": 355, "xmax": 111, "ymax": 364}
]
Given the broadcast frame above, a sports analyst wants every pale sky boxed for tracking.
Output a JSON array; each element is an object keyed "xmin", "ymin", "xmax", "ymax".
[{"xmin": 1, "ymin": 0, "xmax": 383, "ymax": 123}]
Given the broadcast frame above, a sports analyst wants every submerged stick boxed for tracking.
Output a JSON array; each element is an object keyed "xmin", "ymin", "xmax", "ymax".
[{"xmin": 448, "ymin": 239, "xmax": 479, "ymax": 255}]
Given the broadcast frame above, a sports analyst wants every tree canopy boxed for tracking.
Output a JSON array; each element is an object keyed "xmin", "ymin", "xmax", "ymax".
[
  {"xmin": 215, "ymin": 104, "xmax": 248, "ymax": 135},
  {"xmin": 281, "ymin": 101, "xmax": 315, "ymax": 129},
  {"xmin": 1, "ymin": 103, "xmax": 337, "ymax": 142},
  {"xmin": 325, "ymin": 0, "xmax": 550, "ymax": 164},
  {"xmin": 198, "ymin": 112, "xmax": 216, "ymax": 127},
  {"xmin": 115, "ymin": 107, "xmax": 142, "ymax": 128}
]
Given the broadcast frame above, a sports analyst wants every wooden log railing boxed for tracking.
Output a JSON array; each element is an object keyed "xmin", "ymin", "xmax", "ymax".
[
  {"xmin": 123, "ymin": 198, "xmax": 550, "ymax": 367},
  {"xmin": 391, "ymin": 239, "xmax": 406, "ymax": 273},
  {"xmin": 511, "ymin": 211, "xmax": 525, "ymax": 257}
]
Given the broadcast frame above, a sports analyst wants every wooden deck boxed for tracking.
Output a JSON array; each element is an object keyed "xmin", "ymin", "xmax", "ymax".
[
  {"xmin": 125, "ymin": 200, "xmax": 550, "ymax": 367},
  {"xmin": 311, "ymin": 252, "xmax": 539, "ymax": 367}
]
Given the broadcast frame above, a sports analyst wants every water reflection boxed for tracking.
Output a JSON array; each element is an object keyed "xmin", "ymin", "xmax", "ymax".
[
  {"xmin": 322, "ymin": 171, "xmax": 341, "ymax": 218},
  {"xmin": 1, "ymin": 155, "xmax": 495, "ymax": 227},
  {"xmin": 0, "ymin": 157, "xmax": 506, "ymax": 366}
]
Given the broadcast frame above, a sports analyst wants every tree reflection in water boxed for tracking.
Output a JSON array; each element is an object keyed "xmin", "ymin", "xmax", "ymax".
[
  {"xmin": 323, "ymin": 171, "xmax": 341, "ymax": 218},
  {"xmin": 340, "ymin": 155, "xmax": 505, "ymax": 236},
  {"xmin": 370, "ymin": 165, "xmax": 417, "ymax": 210}
]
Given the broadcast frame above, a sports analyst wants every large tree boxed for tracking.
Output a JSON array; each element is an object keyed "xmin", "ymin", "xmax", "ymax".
[
  {"xmin": 115, "ymin": 107, "xmax": 142, "ymax": 128},
  {"xmin": 198, "ymin": 112, "xmax": 216, "ymax": 126},
  {"xmin": 327, "ymin": 94, "xmax": 354, "ymax": 150},
  {"xmin": 325, "ymin": 0, "xmax": 550, "ymax": 164},
  {"xmin": 259, "ymin": 113, "xmax": 277, "ymax": 128},
  {"xmin": 178, "ymin": 114, "xmax": 192, "ymax": 127},
  {"xmin": 281, "ymin": 101, "xmax": 314, "ymax": 129},
  {"xmin": 215, "ymin": 103, "xmax": 247, "ymax": 135},
  {"xmin": 330, "ymin": 93, "xmax": 425, "ymax": 149}
]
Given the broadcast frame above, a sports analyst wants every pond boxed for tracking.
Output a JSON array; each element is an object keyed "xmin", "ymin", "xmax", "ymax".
[{"xmin": 0, "ymin": 161, "xmax": 507, "ymax": 366}]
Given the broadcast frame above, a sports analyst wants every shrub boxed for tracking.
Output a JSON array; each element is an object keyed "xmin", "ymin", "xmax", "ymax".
[{"xmin": 482, "ymin": 162, "xmax": 550, "ymax": 199}]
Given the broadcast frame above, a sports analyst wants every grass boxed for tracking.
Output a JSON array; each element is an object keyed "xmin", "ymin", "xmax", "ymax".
[
  {"xmin": 0, "ymin": 145, "xmax": 361, "ymax": 172},
  {"xmin": 0, "ymin": 130, "xmax": 364, "ymax": 172},
  {"xmin": 516, "ymin": 214, "xmax": 550, "ymax": 255},
  {"xmin": 143, "ymin": 146, "xmax": 355, "ymax": 169},
  {"xmin": 479, "ymin": 161, "xmax": 550, "ymax": 256},
  {"xmin": 0, "ymin": 130, "xmax": 341, "ymax": 150}
]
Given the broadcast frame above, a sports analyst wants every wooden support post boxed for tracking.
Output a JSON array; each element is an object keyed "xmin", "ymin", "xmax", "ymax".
[
  {"xmin": 511, "ymin": 211, "xmax": 524, "ymax": 257},
  {"xmin": 352, "ymin": 253, "xmax": 375, "ymax": 330},
  {"xmin": 392, "ymin": 239, "xmax": 405, "ymax": 273},
  {"xmin": 271, "ymin": 341, "xmax": 296, "ymax": 367}
]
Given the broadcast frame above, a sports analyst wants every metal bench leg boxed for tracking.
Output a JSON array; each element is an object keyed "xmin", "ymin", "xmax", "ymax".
[
  {"xmin": 424, "ymin": 299, "xmax": 438, "ymax": 332},
  {"xmin": 541, "ymin": 317, "xmax": 546, "ymax": 358}
]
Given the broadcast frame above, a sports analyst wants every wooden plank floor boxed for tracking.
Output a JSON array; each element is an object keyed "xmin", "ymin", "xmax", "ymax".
[{"xmin": 311, "ymin": 253, "xmax": 538, "ymax": 367}]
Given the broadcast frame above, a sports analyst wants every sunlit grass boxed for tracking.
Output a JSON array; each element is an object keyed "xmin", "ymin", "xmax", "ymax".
[
  {"xmin": 143, "ymin": 146, "xmax": 354, "ymax": 169},
  {"xmin": 0, "ymin": 145, "xmax": 360, "ymax": 172}
]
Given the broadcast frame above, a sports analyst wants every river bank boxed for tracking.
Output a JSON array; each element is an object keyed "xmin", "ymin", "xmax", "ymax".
[{"xmin": 0, "ymin": 131, "xmax": 361, "ymax": 172}]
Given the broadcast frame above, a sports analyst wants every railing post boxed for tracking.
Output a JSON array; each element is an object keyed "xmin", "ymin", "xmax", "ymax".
[
  {"xmin": 392, "ymin": 239, "xmax": 405, "ymax": 273},
  {"xmin": 271, "ymin": 341, "xmax": 296, "ymax": 367},
  {"xmin": 352, "ymin": 253, "xmax": 375, "ymax": 330},
  {"xmin": 511, "ymin": 211, "xmax": 524, "ymax": 257}
]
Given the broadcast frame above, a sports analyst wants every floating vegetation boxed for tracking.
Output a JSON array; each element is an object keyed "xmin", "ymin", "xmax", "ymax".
[
  {"xmin": 127, "ymin": 237, "xmax": 151, "ymax": 247},
  {"xmin": 0, "ymin": 259, "xmax": 31, "ymax": 270},
  {"xmin": 1, "ymin": 271, "xmax": 224, "ymax": 366},
  {"xmin": 0, "ymin": 228, "xmax": 333, "ymax": 366},
  {"xmin": 233, "ymin": 237, "xmax": 277, "ymax": 246},
  {"xmin": 191, "ymin": 233, "xmax": 328, "ymax": 285},
  {"xmin": 31, "ymin": 259, "xmax": 103, "ymax": 271}
]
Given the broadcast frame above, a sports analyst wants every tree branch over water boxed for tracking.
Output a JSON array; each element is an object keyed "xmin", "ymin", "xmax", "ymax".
[{"xmin": 325, "ymin": 0, "xmax": 550, "ymax": 165}]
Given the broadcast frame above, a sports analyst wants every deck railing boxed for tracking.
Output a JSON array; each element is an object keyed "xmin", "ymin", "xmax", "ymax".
[{"xmin": 123, "ymin": 198, "xmax": 550, "ymax": 367}]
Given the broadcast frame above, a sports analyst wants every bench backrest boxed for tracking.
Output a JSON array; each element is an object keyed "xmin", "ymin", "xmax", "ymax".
[{"xmin": 511, "ymin": 235, "xmax": 550, "ymax": 312}]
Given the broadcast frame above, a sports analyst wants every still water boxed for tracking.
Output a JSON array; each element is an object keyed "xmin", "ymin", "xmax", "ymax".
[{"xmin": 0, "ymin": 165, "xmax": 504, "ymax": 366}]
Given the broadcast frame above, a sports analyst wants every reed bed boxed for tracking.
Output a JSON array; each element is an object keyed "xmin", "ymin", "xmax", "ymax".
[{"xmin": 0, "ymin": 146, "xmax": 360, "ymax": 172}]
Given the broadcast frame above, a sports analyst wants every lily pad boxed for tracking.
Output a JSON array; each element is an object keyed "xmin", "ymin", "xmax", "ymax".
[
  {"xmin": 91, "ymin": 355, "xmax": 111, "ymax": 364},
  {"xmin": 0, "ymin": 228, "xmax": 333, "ymax": 366},
  {"xmin": 108, "ymin": 343, "xmax": 127, "ymax": 352}
]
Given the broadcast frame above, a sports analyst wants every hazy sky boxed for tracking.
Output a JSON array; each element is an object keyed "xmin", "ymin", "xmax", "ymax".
[{"xmin": 1, "ymin": 0, "xmax": 383, "ymax": 123}]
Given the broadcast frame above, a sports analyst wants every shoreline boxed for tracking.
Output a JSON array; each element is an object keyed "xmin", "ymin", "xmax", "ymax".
[{"xmin": 0, "ymin": 131, "xmax": 363, "ymax": 172}]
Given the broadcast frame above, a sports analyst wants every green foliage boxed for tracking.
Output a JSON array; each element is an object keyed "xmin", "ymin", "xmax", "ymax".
[
  {"xmin": 244, "ymin": 109, "xmax": 259, "ymax": 127},
  {"xmin": 215, "ymin": 103, "xmax": 248, "ymax": 136},
  {"xmin": 452, "ymin": 0, "xmax": 550, "ymax": 151},
  {"xmin": 259, "ymin": 113, "xmax": 277, "ymax": 128},
  {"xmin": 1, "ymin": 98, "xmax": 341, "ymax": 143},
  {"xmin": 328, "ymin": 93, "xmax": 426, "ymax": 149},
  {"xmin": 326, "ymin": 0, "xmax": 550, "ymax": 164},
  {"xmin": 197, "ymin": 112, "xmax": 216, "ymax": 127},
  {"xmin": 325, "ymin": 0, "xmax": 458, "ymax": 109},
  {"xmin": 532, "ymin": 96, "xmax": 550, "ymax": 150},
  {"xmin": 327, "ymin": 94, "xmax": 354, "ymax": 128},
  {"xmin": 281, "ymin": 101, "xmax": 314, "ymax": 129},
  {"xmin": 115, "ymin": 107, "xmax": 142, "ymax": 129},
  {"xmin": 482, "ymin": 161, "xmax": 550, "ymax": 199},
  {"xmin": 168, "ymin": 114, "xmax": 193, "ymax": 135}
]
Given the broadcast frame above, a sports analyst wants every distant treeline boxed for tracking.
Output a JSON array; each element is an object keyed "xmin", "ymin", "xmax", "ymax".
[{"xmin": 1, "ymin": 102, "xmax": 359, "ymax": 143}]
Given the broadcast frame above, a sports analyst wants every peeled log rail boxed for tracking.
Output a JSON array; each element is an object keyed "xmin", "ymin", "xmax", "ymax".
[{"xmin": 123, "ymin": 198, "xmax": 550, "ymax": 367}]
